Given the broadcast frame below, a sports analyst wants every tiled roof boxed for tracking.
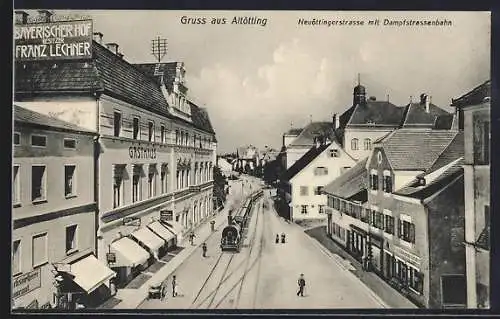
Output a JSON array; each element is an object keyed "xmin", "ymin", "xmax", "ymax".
[
  {"xmin": 15, "ymin": 41, "xmax": 170, "ymax": 117},
  {"xmin": 133, "ymin": 62, "xmax": 178, "ymax": 92},
  {"xmin": 451, "ymin": 80, "xmax": 491, "ymax": 108},
  {"xmin": 402, "ymin": 103, "xmax": 451, "ymax": 128},
  {"xmin": 476, "ymin": 226, "xmax": 490, "ymax": 250},
  {"xmin": 379, "ymin": 129, "xmax": 459, "ymax": 171},
  {"xmin": 281, "ymin": 143, "xmax": 331, "ymax": 181},
  {"xmin": 347, "ymin": 101, "xmax": 406, "ymax": 127},
  {"xmin": 428, "ymin": 131, "xmax": 464, "ymax": 172},
  {"xmin": 289, "ymin": 122, "xmax": 335, "ymax": 147},
  {"xmin": 189, "ymin": 100, "xmax": 216, "ymax": 135},
  {"xmin": 394, "ymin": 164, "xmax": 463, "ymax": 199},
  {"xmin": 14, "ymin": 104, "xmax": 96, "ymax": 134},
  {"xmin": 323, "ymin": 157, "xmax": 368, "ymax": 200},
  {"xmin": 285, "ymin": 128, "xmax": 303, "ymax": 136},
  {"xmin": 434, "ymin": 114, "xmax": 455, "ymax": 130}
]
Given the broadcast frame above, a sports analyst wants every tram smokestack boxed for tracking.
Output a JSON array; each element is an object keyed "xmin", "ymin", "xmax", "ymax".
[{"xmin": 228, "ymin": 215, "xmax": 233, "ymax": 225}]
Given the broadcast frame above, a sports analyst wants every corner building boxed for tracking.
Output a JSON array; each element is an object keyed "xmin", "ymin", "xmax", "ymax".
[{"xmin": 14, "ymin": 33, "xmax": 217, "ymax": 288}]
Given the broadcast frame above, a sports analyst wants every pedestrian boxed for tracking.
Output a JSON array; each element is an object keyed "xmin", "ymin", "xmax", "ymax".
[
  {"xmin": 297, "ymin": 274, "xmax": 306, "ymax": 297},
  {"xmin": 161, "ymin": 282, "xmax": 167, "ymax": 301},
  {"xmin": 275, "ymin": 234, "xmax": 280, "ymax": 244},
  {"xmin": 202, "ymin": 242, "xmax": 207, "ymax": 257},
  {"xmin": 189, "ymin": 232, "xmax": 196, "ymax": 246},
  {"xmin": 172, "ymin": 275, "xmax": 177, "ymax": 297},
  {"xmin": 281, "ymin": 232, "xmax": 286, "ymax": 243}
]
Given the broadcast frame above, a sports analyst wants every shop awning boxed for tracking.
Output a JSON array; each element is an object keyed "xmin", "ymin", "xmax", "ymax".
[
  {"xmin": 162, "ymin": 221, "xmax": 183, "ymax": 235},
  {"xmin": 69, "ymin": 255, "xmax": 116, "ymax": 294},
  {"xmin": 147, "ymin": 221, "xmax": 175, "ymax": 242},
  {"xmin": 130, "ymin": 227, "xmax": 165, "ymax": 252},
  {"xmin": 110, "ymin": 237, "xmax": 150, "ymax": 268}
]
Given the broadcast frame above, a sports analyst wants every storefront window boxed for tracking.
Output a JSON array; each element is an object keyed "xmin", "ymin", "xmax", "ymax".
[
  {"xmin": 113, "ymin": 165, "xmax": 124, "ymax": 208},
  {"xmin": 132, "ymin": 167, "xmax": 142, "ymax": 203},
  {"xmin": 148, "ymin": 171, "xmax": 156, "ymax": 198}
]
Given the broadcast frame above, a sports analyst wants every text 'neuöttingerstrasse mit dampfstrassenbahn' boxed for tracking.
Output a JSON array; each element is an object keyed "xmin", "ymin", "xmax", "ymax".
[{"xmin": 297, "ymin": 18, "xmax": 453, "ymax": 27}]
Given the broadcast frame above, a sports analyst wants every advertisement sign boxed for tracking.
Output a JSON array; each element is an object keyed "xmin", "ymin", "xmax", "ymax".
[
  {"xmin": 12, "ymin": 268, "xmax": 41, "ymax": 299},
  {"xmin": 123, "ymin": 217, "xmax": 141, "ymax": 227},
  {"xmin": 106, "ymin": 253, "xmax": 116, "ymax": 264},
  {"xmin": 160, "ymin": 210, "xmax": 173, "ymax": 222},
  {"xmin": 14, "ymin": 20, "xmax": 93, "ymax": 61}
]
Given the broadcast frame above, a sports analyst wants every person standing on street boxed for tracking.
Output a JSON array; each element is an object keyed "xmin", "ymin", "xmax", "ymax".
[
  {"xmin": 172, "ymin": 275, "xmax": 177, "ymax": 297},
  {"xmin": 202, "ymin": 242, "xmax": 207, "ymax": 257},
  {"xmin": 297, "ymin": 273, "xmax": 306, "ymax": 297},
  {"xmin": 189, "ymin": 232, "xmax": 196, "ymax": 246}
]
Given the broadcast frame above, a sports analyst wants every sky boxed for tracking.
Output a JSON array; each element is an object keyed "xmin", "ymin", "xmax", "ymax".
[{"xmin": 21, "ymin": 10, "xmax": 490, "ymax": 153}]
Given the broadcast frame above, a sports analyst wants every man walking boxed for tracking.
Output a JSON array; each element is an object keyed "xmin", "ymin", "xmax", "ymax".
[
  {"xmin": 297, "ymin": 273, "xmax": 306, "ymax": 297},
  {"xmin": 172, "ymin": 275, "xmax": 177, "ymax": 297},
  {"xmin": 202, "ymin": 242, "xmax": 207, "ymax": 257},
  {"xmin": 189, "ymin": 232, "xmax": 196, "ymax": 246}
]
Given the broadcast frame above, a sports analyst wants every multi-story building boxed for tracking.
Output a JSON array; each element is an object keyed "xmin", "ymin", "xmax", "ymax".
[
  {"xmin": 14, "ymin": 13, "xmax": 216, "ymax": 289},
  {"xmin": 12, "ymin": 105, "xmax": 115, "ymax": 310},
  {"xmin": 280, "ymin": 137, "xmax": 356, "ymax": 223},
  {"xmin": 451, "ymin": 80, "xmax": 491, "ymax": 309},
  {"xmin": 325, "ymin": 128, "xmax": 467, "ymax": 308}
]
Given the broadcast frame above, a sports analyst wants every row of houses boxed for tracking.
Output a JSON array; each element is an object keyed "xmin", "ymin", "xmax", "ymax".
[
  {"xmin": 275, "ymin": 80, "xmax": 490, "ymax": 309},
  {"xmin": 12, "ymin": 12, "xmax": 217, "ymax": 310}
]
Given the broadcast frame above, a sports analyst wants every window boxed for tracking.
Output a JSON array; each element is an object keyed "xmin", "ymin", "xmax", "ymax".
[
  {"xmin": 384, "ymin": 215, "xmax": 395, "ymax": 234},
  {"xmin": 314, "ymin": 186, "xmax": 324, "ymax": 195},
  {"xmin": 148, "ymin": 170, "xmax": 156, "ymax": 198},
  {"xmin": 160, "ymin": 125, "xmax": 165, "ymax": 144},
  {"xmin": 301, "ymin": 205, "xmax": 308, "ymax": 214},
  {"xmin": 383, "ymin": 174, "xmax": 392, "ymax": 193},
  {"xmin": 113, "ymin": 165, "xmax": 124, "ymax": 209},
  {"xmin": 300, "ymin": 186, "xmax": 308, "ymax": 196},
  {"xmin": 31, "ymin": 165, "xmax": 46, "ymax": 202},
  {"xmin": 364, "ymin": 138, "xmax": 372, "ymax": 150},
  {"xmin": 351, "ymin": 138, "xmax": 359, "ymax": 150},
  {"xmin": 63, "ymin": 138, "xmax": 76, "ymax": 149},
  {"xmin": 148, "ymin": 121, "xmax": 154, "ymax": 142},
  {"xmin": 13, "ymin": 240, "xmax": 21, "ymax": 275},
  {"xmin": 314, "ymin": 167, "xmax": 328, "ymax": 176},
  {"xmin": 473, "ymin": 116, "xmax": 490, "ymax": 165},
  {"xmin": 64, "ymin": 165, "xmax": 76, "ymax": 197},
  {"xmin": 485, "ymin": 205, "xmax": 490, "ymax": 227},
  {"xmin": 31, "ymin": 135, "xmax": 47, "ymax": 147},
  {"xmin": 329, "ymin": 149, "xmax": 340, "ymax": 157},
  {"xmin": 334, "ymin": 198, "xmax": 340, "ymax": 210},
  {"xmin": 361, "ymin": 208, "xmax": 370, "ymax": 223},
  {"xmin": 14, "ymin": 132, "xmax": 20, "ymax": 145},
  {"xmin": 32, "ymin": 233, "xmax": 48, "ymax": 267},
  {"xmin": 113, "ymin": 111, "xmax": 122, "ymax": 137},
  {"xmin": 319, "ymin": 205, "xmax": 325, "ymax": 214},
  {"xmin": 13, "ymin": 165, "xmax": 21, "ymax": 205},
  {"xmin": 161, "ymin": 165, "xmax": 168, "ymax": 194},
  {"xmin": 133, "ymin": 117, "xmax": 140, "ymax": 139},
  {"xmin": 65, "ymin": 225, "xmax": 77, "ymax": 254},
  {"xmin": 175, "ymin": 130, "xmax": 179, "ymax": 144},
  {"xmin": 132, "ymin": 168, "xmax": 141, "ymax": 203},
  {"xmin": 398, "ymin": 218, "xmax": 416, "ymax": 243},
  {"xmin": 409, "ymin": 266, "xmax": 423, "ymax": 294},
  {"xmin": 370, "ymin": 173, "xmax": 379, "ymax": 190}
]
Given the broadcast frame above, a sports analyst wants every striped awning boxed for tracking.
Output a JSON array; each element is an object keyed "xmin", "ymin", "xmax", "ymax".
[
  {"xmin": 110, "ymin": 237, "xmax": 150, "ymax": 268},
  {"xmin": 69, "ymin": 255, "xmax": 116, "ymax": 293},
  {"xmin": 147, "ymin": 221, "xmax": 175, "ymax": 242}
]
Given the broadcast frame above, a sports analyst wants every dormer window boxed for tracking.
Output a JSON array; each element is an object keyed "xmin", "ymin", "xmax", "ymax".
[{"xmin": 329, "ymin": 149, "xmax": 340, "ymax": 157}]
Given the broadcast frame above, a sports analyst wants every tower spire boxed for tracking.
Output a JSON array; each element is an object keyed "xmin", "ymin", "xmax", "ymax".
[{"xmin": 357, "ymin": 73, "xmax": 360, "ymax": 86}]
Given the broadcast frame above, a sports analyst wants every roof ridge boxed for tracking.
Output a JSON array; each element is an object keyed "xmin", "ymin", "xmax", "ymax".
[
  {"xmin": 426, "ymin": 131, "xmax": 459, "ymax": 172},
  {"xmin": 346, "ymin": 103, "xmax": 360, "ymax": 126},
  {"xmin": 401, "ymin": 103, "xmax": 412, "ymax": 127}
]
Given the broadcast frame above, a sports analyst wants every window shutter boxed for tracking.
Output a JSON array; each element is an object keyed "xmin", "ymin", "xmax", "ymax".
[
  {"xmin": 397, "ymin": 218, "xmax": 401, "ymax": 238},
  {"xmin": 410, "ymin": 223, "xmax": 416, "ymax": 243}
]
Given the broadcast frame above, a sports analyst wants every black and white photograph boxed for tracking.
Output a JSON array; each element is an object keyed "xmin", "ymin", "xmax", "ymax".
[{"xmin": 11, "ymin": 9, "xmax": 491, "ymax": 312}]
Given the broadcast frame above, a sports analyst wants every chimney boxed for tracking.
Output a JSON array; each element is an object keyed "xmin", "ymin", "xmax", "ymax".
[
  {"xmin": 15, "ymin": 11, "xmax": 29, "ymax": 24},
  {"xmin": 369, "ymin": 96, "xmax": 376, "ymax": 101},
  {"xmin": 93, "ymin": 32, "xmax": 103, "ymax": 44},
  {"xmin": 117, "ymin": 52, "xmax": 124, "ymax": 59},
  {"xmin": 335, "ymin": 113, "xmax": 340, "ymax": 129},
  {"xmin": 37, "ymin": 10, "xmax": 53, "ymax": 23},
  {"xmin": 420, "ymin": 93, "xmax": 430, "ymax": 113},
  {"xmin": 332, "ymin": 114, "xmax": 337, "ymax": 130},
  {"xmin": 427, "ymin": 96, "xmax": 431, "ymax": 113},
  {"xmin": 106, "ymin": 42, "xmax": 119, "ymax": 55}
]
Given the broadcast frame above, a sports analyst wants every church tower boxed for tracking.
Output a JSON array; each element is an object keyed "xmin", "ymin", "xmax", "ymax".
[{"xmin": 353, "ymin": 73, "xmax": 366, "ymax": 106}]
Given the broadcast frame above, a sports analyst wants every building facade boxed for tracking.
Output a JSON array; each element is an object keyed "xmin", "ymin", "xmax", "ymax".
[
  {"xmin": 12, "ymin": 105, "xmax": 115, "ymax": 310},
  {"xmin": 451, "ymin": 80, "xmax": 491, "ymax": 309},
  {"xmin": 14, "ymin": 14, "xmax": 216, "ymax": 293}
]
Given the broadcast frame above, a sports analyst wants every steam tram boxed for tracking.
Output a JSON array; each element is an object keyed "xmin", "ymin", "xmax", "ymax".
[{"xmin": 221, "ymin": 190, "xmax": 263, "ymax": 252}]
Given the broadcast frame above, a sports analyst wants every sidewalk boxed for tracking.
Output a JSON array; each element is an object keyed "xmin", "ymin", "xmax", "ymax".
[
  {"xmin": 304, "ymin": 225, "xmax": 420, "ymax": 309},
  {"xmin": 106, "ymin": 180, "xmax": 254, "ymax": 309}
]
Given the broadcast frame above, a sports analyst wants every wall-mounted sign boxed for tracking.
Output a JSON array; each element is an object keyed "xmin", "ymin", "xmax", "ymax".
[
  {"xmin": 129, "ymin": 146, "xmax": 157, "ymax": 160},
  {"xmin": 12, "ymin": 268, "xmax": 41, "ymax": 299},
  {"xmin": 123, "ymin": 217, "xmax": 141, "ymax": 227},
  {"xmin": 14, "ymin": 20, "xmax": 93, "ymax": 61},
  {"xmin": 160, "ymin": 210, "xmax": 173, "ymax": 222},
  {"xmin": 106, "ymin": 253, "xmax": 116, "ymax": 264}
]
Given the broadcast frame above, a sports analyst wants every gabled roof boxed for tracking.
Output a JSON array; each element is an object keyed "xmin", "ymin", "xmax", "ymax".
[
  {"xmin": 378, "ymin": 129, "xmax": 459, "ymax": 171},
  {"xmin": 14, "ymin": 104, "xmax": 96, "ymax": 134},
  {"xmin": 434, "ymin": 114, "xmax": 455, "ymax": 130},
  {"xmin": 428, "ymin": 131, "xmax": 464, "ymax": 172},
  {"xmin": 15, "ymin": 41, "xmax": 170, "ymax": 117},
  {"xmin": 289, "ymin": 122, "xmax": 335, "ymax": 147},
  {"xmin": 323, "ymin": 157, "xmax": 368, "ymax": 200},
  {"xmin": 285, "ymin": 128, "xmax": 303, "ymax": 136},
  {"xmin": 451, "ymin": 80, "xmax": 491, "ymax": 108},
  {"xmin": 401, "ymin": 103, "xmax": 451, "ymax": 128},
  {"xmin": 189, "ymin": 101, "xmax": 216, "ymax": 136},
  {"xmin": 394, "ymin": 163, "xmax": 463, "ymax": 199},
  {"xmin": 281, "ymin": 142, "xmax": 331, "ymax": 181},
  {"xmin": 346, "ymin": 101, "xmax": 406, "ymax": 127}
]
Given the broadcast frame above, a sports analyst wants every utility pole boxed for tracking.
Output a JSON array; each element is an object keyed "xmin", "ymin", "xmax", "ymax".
[{"xmin": 151, "ymin": 36, "xmax": 168, "ymax": 63}]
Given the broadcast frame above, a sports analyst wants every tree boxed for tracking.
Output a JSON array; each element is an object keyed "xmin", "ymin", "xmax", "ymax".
[{"xmin": 213, "ymin": 166, "xmax": 227, "ymax": 210}]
